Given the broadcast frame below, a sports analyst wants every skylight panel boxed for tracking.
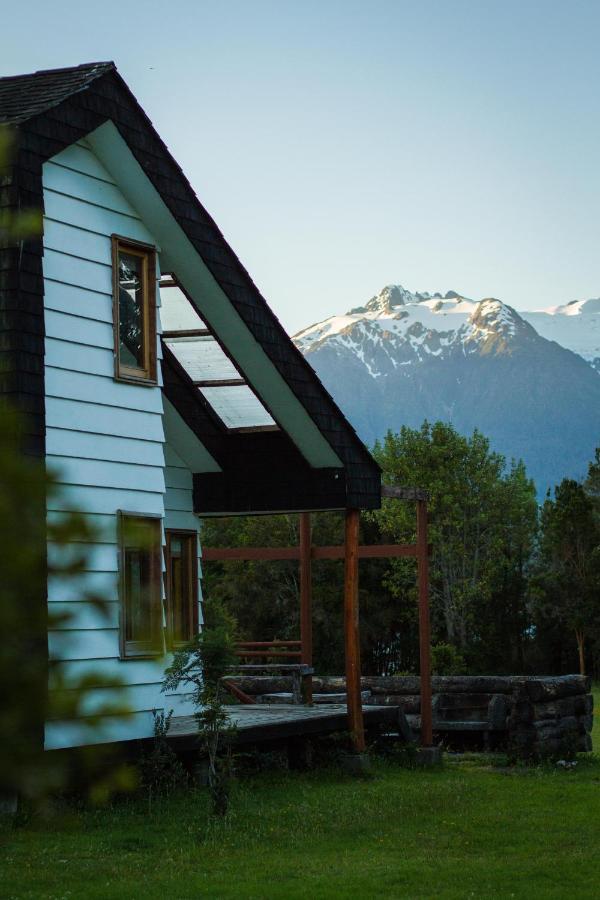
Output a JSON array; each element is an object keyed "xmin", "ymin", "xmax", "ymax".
[
  {"xmin": 159, "ymin": 284, "xmax": 206, "ymax": 332},
  {"xmin": 199, "ymin": 385, "xmax": 276, "ymax": 430},
  {"xmin": 164, "ymin": 336, "xmax": 241, "ymax": 384}
]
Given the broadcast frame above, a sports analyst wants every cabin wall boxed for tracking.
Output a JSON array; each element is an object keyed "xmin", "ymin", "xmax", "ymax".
[{"xmin": 43, "ymin": 140, "xmax": 198, "ymax": 750}]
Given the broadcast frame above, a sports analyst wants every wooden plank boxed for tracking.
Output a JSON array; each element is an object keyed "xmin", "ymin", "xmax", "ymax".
[
  {"xmin": 48, "ymin": 454, "xmax": 165, "ymax": 493},
  {"xmin": 43, "ymin": 219, "xmax": 113, "ymax": 268},
  {"xmin": 299, "ymin": 512, "xmax": 313, "ymax": 703},
  {"xmin": 202, "ymin": 546, "xmax": 301, "ymax": 561},
  {"xmin": 45, "ymin": 308, "xmax": 114, "ymax": 350},
  {"xmin": 47, "ymin": 539, "xmax": 118, "ymax": 573},
  {"xmin": 45, "ymin": 337, "xmax": 114, "ymax": 378},
  {"xmin": 162, "ymin": 328, "xmax": 211, "ymax": 338},
  {"xmin": 313, "ymin": 544, "xmax": 420, "ymax": 559},
  {"xmin": 48, "ymin": 600, "xmax": 120, "ymax": 631},
  {"xmin": 201, "ymin": 543, "xmax": 422, "ymax": 561},
  {"xmin": 44, "ymin": 248, "xmax": 113, "ymax": 295},
  {"xmin": 167, "ymin": 704, "xmax": 399, "ymax": 748},
  {"xmin": 193, "ymin": 379, "xmax": 246, "ymax": 388},
  {"xmin": 237, "ymin": 641, "xmax": 301, "ymax": 648},
  {"xmin": 46, "ymin": 368, "xmax": 164, "ymax": 414},
  {"xmin": 48, "ymin": 626, "xmax": 120, "ymax": 661},
  {"xmin": 46, "ymin": 427, "xmax": 165, "ymax": 467},
  {"xmin": 47, "ymin": 484, "xmax": 165, "ymax": 516},
  {"xmin": 43, "ymin": 189, "xmax": 151, "ymax": 241},
  {"xmin": 43, "ymin": 162, "xmax": 143, "ymax": 218},
  {"xmin": 417, "ymin": 498, "xmax": 433, "ymax": 747},
  {"xmin": 47, "ymin": 145, "xmax": 118, "ymax": 184},
  {"xmin": 47, "ymin": 569, "xmax": 118, "ymax": 604},
  {"xmin": 344, "ymin": 508, "xmax": 365, "ymax": 753},
  {"xmin": 46, "ymin": 397, "xmax": 165, "ymax": 442}
]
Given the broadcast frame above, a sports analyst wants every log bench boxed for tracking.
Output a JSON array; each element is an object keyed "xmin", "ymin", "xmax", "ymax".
[
  {"xmin": 430, "ymin": 692, "xmax": 509, "ymax": 748},
  {"xmin": 223, "ymin": 663, "xmax": 314, "ymax": 706}
]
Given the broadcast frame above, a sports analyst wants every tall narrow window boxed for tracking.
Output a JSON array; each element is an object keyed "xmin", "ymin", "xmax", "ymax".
[
  {"xmin": 112, "ymin": 236, "xmax": 157, "ymax": 382},
  {"xmin": 165, "ymin": 530, "xmax": 198, "ymax": 647},
  {"xmin": 118, "ymin": 512, "xmax": 162, "ymax": 658}
]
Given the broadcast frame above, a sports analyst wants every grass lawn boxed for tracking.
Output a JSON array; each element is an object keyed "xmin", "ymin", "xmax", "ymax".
[{"xmin": 1, "ymin": 690, "xmax": 598, "ymax": 900}]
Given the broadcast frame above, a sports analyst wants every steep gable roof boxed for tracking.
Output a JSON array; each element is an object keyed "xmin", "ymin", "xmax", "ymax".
[
  {"xmin": 0, "ymin": 62, "xmax": 381, "ymax": 510},
  {"xmin": 0, "ymin": 62, "xmax": 114, "ymax": 124}
]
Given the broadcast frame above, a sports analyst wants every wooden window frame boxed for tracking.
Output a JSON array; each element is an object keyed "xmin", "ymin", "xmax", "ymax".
[
  {"xmin": 164, "ymin": 529, "xmax": 199, "ymax": 649},
  {"xmin": 112, "ymin": 235, "xmax": 158, "ymax": 384},
  {"xmin": 118, "ymin": 511, "xmax": 163, "ymax": 659}
]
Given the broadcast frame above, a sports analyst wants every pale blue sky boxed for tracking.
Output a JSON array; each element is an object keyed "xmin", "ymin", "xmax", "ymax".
[{"xmin": 4, "ymin": 1, "xmax": 600, "ymax": 332}]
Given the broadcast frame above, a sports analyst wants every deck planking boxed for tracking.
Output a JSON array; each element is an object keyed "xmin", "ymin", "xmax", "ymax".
[{"xmin": 168, "ymin": 703, "xmax": 405, "ymax": 747}]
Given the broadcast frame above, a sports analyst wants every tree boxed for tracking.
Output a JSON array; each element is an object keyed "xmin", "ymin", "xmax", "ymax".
[
  {"xmin": 584, "ymin": 447, "xmax": 600, "ymax": 513},
  {"xmin": 533, "ymin": 479, "xmax": 600, "ymax": 675},
  {"xmin": 372, "ymin": 422, "xmax": 538, "ymax": 670}
]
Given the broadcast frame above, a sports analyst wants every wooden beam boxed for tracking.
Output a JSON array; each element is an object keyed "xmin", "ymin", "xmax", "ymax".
[
  {"xmin": 202, "ymin": 543, "xmax": 429, "ymax": 562},
  {"xmin": 381, "ymin": 485, "xmax": 430, "ymax": 502},
  {"xmin": 417, "ymin": 498, "xmax": 433, "ymax": 747},
  {"xmin": 313, "ymin": 543, "xmax": 424, "ymax": 560},
  {"xmin": 202, "ymin": 546, "xmax": 301, "ymax": 561},
  {"xmin": 344, "ymin": 508, "xmax": 365, "ymax": 753},
  {"xmin": 162, "ymin": 329, "xmax": 211, "ymax": 338},
  {"xmin": 193, "ymin": 378, "xmax": 246, "ymax": 388},
  {"xmin": 299, "ymin": 512, "xmax": 313, "ymax": 704}
]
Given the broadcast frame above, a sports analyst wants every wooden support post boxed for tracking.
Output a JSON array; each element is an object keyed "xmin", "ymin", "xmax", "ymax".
[
  {"xmin": 344, "ymin": 508, "xmax": 365, "ymax": 753},
  {"xmin": 299, "ymin": 512, "xmax": 313, "ymax": 704},
  {"xmin": 417, "ymin": 499, "xmax": 433, "ymax": 747}
]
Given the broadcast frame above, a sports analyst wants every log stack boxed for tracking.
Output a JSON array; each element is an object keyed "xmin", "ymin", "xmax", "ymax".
[{"xmin": 507, "ymin": 675, "xmax": 593, "ymax": 758}]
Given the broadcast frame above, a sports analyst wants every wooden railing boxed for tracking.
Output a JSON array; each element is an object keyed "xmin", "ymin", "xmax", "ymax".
[{"xmin": 235, "ymin": 640, "xmax": 302, "ymax": 660}]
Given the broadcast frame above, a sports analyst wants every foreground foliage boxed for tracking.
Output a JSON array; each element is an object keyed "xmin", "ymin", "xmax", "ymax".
[{"xmin": 1, "ymin": 709, "xmax": 598, "ymax": 899}]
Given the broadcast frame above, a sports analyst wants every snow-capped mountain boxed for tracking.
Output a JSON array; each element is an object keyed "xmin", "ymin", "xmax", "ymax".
[
  {"xmin": 295, "ymin": 284, "xmax": 600, "ymax": 372},
  {"xmin": 293, "ymin": 285, "xmax": 600, "ymax": 492}
]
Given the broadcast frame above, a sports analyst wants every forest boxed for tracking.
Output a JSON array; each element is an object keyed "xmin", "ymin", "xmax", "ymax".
[{"xmin": 202, "ymin": 422, "xmax": 600, "ymax": 679}]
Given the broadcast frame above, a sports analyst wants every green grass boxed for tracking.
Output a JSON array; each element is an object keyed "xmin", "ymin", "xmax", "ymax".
[{"xmin": 2, "ymin": 690, "xmax": 599, "ymax": 900}]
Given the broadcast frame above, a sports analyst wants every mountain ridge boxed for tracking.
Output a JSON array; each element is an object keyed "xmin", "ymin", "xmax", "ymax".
[{"xmin": 293, "ymin": 284, "xmax": 600, "ymax": 492}]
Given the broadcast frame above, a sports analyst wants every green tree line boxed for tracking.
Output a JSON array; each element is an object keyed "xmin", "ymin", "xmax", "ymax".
[{"xmin": 202, "ymin": 422, "xmax": 600, "ymax": 678}]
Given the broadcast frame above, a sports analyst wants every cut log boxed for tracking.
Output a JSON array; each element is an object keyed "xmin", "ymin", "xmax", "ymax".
[{"xmin": 522, "ymin": 675, "xmax": 591, "ymax": 702}]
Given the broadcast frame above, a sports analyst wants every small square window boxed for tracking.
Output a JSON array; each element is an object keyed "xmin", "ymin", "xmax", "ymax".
[{"xmin": 112, "ymin": 236, "xmax": 157, "ymax": 383}]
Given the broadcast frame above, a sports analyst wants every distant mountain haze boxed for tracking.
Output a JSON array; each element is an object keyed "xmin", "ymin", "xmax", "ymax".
[{"xmin": 293, "ymin": 285, "xmax": 600, "ymax": 493}]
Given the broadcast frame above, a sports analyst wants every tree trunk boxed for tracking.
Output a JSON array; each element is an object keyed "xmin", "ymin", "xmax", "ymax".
[{"xmin": 575, "ymin": 629, "xmax": 585, "ymax": 676}]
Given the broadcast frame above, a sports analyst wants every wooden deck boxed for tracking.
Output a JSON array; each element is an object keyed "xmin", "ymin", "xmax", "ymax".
[{"xmin": 168, "ymin": 703, "xmax": 408, "ymax": 748}]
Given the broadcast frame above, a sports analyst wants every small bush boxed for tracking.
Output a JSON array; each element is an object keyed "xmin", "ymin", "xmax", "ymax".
[
  {"xmin": 430, "ymin": 642, "xmax": 467, "ymax": 676},
  {"xmin": 138, "ymin": 710, "xmax": 188, "ymax": 800}
]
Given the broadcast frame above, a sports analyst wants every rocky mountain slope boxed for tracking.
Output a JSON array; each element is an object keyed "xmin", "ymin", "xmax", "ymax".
[{"xmin": 293, "ymin": 285, "xmax": 600, "ymax": 492}]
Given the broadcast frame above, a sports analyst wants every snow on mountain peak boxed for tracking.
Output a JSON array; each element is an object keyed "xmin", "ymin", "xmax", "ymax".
[{"xmin": 293, "ymin": 282, "xmax": 600, "ymax": 377}]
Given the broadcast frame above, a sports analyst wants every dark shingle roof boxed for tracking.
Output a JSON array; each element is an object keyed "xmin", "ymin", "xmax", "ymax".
[
  {"xmin": 0, "ymin": 62, "xmax": 115, "ymax": 124},
  {"xmin": 0, "ymin": 62, "xmax": 381, "ymax": 509}
]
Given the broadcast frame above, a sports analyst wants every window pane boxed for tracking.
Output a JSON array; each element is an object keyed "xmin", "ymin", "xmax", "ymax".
[
  {"xmin": 164, "ymin": 336, "xmax": 240, "ymax": 382},
  {"xmin": 168, "ymin": 533, "xmax": 195, "ymax": 645},
  {"xmin": 124, "ymin": 546, "xmax": 153, "ymax": 643},
  {"xmin": 159, "ymin": 285, "xmax": 206, "ymax": 331},
  {"xmin": 199, "ymin": 385, "xmax": 276, "ymax": 429},
  {"xmin": 119, "ymin": 251, "xmax": 145, "ymax": 370},
  {"xmin": 120, "ymin": 515, "xmax": 161, "ymax": 655}
]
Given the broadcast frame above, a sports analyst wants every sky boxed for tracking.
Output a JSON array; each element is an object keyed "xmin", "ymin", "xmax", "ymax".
[{"xmin": 3, "ymin": 0, "xmax": 600, "ymax": 333}]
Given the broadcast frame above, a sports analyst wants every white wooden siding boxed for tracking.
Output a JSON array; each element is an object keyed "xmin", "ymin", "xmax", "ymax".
[{"xmin": 43, "ymin": 141, "xmax": 199, "ymax": 750}]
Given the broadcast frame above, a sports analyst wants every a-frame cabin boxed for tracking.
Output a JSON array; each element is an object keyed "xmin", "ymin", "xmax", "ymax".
[{"xmin": 0, "ymin": 62, "xmax": 382, "ymax": 750}]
